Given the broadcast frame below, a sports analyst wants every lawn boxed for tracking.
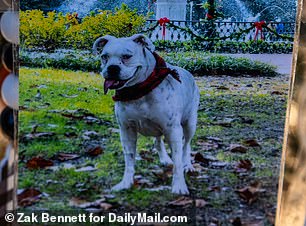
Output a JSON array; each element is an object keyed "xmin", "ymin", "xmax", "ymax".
[{"xmin": 19, "ymin": 67, "xmax": 289, "ymax": 225}]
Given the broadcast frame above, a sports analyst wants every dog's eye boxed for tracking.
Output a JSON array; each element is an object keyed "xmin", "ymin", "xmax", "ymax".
[{"xmin": 122, "ymin": 54, "xmax": 132, "ymax": 60}]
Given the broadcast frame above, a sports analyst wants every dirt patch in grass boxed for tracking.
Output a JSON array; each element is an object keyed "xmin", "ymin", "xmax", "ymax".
[{"xmin": 19, "ymin": 67, "xmax": 289, "ymax": 225}]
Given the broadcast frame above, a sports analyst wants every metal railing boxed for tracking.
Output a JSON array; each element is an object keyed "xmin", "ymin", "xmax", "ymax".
[{"xmin": 144, "ymin": 19, "xmax": 295, "ymax": 42}]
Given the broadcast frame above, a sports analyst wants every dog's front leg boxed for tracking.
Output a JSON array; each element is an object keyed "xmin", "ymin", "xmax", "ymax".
[
  {"xmin": 166, "ymin": 127, "xmax": 189, "ymax": 195},
  {"xmin": 112, "ymin": 125, "xmax": 137, "ymax": 191}
]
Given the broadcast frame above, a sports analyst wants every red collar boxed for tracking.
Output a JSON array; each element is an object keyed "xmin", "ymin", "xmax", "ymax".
[{"xmin": 112, "ymin": 52, "xmax": 181, "ymax": 102}]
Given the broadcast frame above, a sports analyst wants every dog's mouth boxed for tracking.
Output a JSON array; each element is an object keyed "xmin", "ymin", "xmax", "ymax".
[
  {"xmin": 104, "ymin": 79, "xmax": 128, "ymax": 94},
  {"xmin": 103, "ymin": 66, "xmax": 141, "ymax": 94}
]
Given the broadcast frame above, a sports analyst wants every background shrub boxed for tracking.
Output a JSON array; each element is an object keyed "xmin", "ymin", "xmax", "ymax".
[
  {"xmin": 20, "ymin": 50, "xmax": 278, "ymax": 77},
  {"xmin": 20, "ymin": 4, "xmax": 147, "ymax": 50}
]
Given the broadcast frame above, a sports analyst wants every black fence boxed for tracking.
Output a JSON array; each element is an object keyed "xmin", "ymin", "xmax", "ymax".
[{"xmin": 144, "ymin": 19, "xmax": 295, "ymax": 43}]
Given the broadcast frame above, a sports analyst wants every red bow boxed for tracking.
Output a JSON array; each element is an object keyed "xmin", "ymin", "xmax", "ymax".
[
  {"xmin": 206, "ymin": 13, "xmax": 214, "ymax": 20},
  {"xmin": 158, "ymin": 17, "xmax": 170, "ymax": 40},
  {"xmin": 254, "ymin": 21, "xmax": 266, "ymax": 41}
]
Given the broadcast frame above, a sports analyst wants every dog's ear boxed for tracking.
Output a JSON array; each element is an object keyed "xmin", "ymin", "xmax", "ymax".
[
  {"xmin": 131, "ymin": 34, "xmax": 155, "ymax": 52},
  {"xmin": 92, "ymin": 35, "xmax": 114, "ymax": 55}
]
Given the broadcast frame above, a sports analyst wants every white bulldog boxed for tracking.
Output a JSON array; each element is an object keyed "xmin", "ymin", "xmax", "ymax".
[{"xmin": 93, "ymin": 34, "xmax": 200, "ymax": 194}]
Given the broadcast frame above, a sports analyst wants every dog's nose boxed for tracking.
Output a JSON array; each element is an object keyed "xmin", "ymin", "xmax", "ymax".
[{"xmin": 106, "ymin": 65, "xmax": 121, "ymax": 79}]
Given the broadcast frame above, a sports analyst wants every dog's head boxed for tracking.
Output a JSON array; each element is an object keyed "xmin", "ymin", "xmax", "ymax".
[{"xmin": 93, "ymin": 34, "xmax": 155, "ymax": 94}]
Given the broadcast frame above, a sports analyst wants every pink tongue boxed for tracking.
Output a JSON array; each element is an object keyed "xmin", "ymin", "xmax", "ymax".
[{"xmin": 104, "ymin": 80, "xmax": 116, "ymax": 94}]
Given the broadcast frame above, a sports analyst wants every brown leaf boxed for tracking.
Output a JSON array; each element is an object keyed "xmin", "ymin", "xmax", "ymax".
[
  {"xmin": 271, "ymin": 90, "xmax": 284, "ymax": 95},
  {"xmin": 168, "ymin": 197, "xmax": 193, "ymax": 207},
  {"xmin": 216, "ymin": 85, "xmax": 229, "ymax": 90},
  {"xmin": 86, "ymin": 146, "xmax": 103, "ymax": 157},
  {"xmin": 244, "ymin": 139, "xmax": 260, "ymax": 147},
  {"xmin": 26, "ymin": 157, "xmax": 54, "ymax": 169},
  {"xmin": 236, "ymin": 182, "xmax": 265, "ymax": 204},
  {"xmin": 229, "ymin": 144, "xmax": 248, "ymax": 153},
  {"xmin": 18, "ymin": 188, "xmax": 42, "ymax": 207},
  {"xmin": 57, "ymin": 153, "xmax": 80, "ymax": 161},
  {"xmin": 234, "ymin": 159, "xmax": 253, "ymax": 173},
  {"xmin": 194, "ymin": 152, "xmax": 209, "ymax": 165}
]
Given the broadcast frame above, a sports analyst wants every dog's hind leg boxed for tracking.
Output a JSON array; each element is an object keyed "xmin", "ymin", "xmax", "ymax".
[
  {"xmin": 112, "ymin": 126, "xmax": 137, "ymax": 191},
  {"xmin": 182, "ymin": 115, "xmax": 197, "ymax": 172},
  {"xmin": 154, "ymin": 136, "xmax": 173, "ymax": 165}
]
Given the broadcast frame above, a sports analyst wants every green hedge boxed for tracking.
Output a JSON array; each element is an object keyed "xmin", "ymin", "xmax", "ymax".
[
  {"xmin": 20, "ymin": 5, "xmax": 147, "ymax": 50},
  {"xmin": 154, "ymin": 40, "xmax": 293, "ymax": 54},
  {"xmin": 20, "ymin": 49, "xmax": 278, "ymax": 77}
]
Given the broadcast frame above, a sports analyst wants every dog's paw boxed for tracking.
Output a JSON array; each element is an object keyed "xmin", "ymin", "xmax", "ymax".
[
  {"xmin": 111, "ymin": 180, "xmax": 133, "ymax": 192},
  {"xmin": 171, "ymin": 180, "xmax": 189, "ymax": 195},
  {"xmin": 183, "ymin": 163, "xmax": 195, "ymax": 173},
  {"xmin": 160, "ymin": 155, "xmax": 173, "ymax": 166}
]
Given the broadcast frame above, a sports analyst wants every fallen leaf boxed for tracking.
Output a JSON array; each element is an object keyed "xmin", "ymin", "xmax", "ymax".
[
  {"xmin": 18, "ymin": 188, "xmax": 42, "ymax": 207},
  {"xmin": 86, "ymin": 146, "xmax": 103, "ymax": 157},
  {"xmin": 271, "ymin": 91, "xmax": 283, "ymax": 95},
  {"xmin": 234, "ymin": 159, "xmax": 253, "ymax": 173},
  {"xmin": 236, "ymin": 182, "xmax": 265, "ymax": 204},
  {"xmin": 194, "ymin": 152, "xmax": 209, "ymax": 165},
  {"xmin": 26, "ymin": 157, "xmax": 54, "ymax": 169},
  {"xmin": 168, "ymin": 197, "xmax": 193, "ymax": 207},
  {"xmin": 244, "ymin": 139, "xmax": 260, "ymax": 147},
  {"xmin": 216, "ymin": 85, "xmax": 229, "ymax": 90},
  {"xmin": 229, "ymin": 144, "xmax": 248, "ymax": 153},
  {"xmin": 56, "ymin": 153, "xmax": 80, "ymax": 161}
]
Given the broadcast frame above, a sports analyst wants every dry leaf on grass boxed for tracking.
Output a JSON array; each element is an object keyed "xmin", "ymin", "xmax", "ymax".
[
  {"xmin": 18, "ymin": 188, "xmax": 42, "ymax": 207},
  {"xmin": 236, "ymin": 182, "xmax": 265, "ymax": 204},
  {"xmin": 86, "ymin": 146, "xmax": 103, "ymax": 157},
  {"xmin": 26, "ymin": 157, "xmax": 54, "ymax": 169},
  {"xmin": 234, "ymin": 159, "xmax": 253, "ymax": 173},
  {"xmin": 229, "ymin": 144, "xmax": 248, "ymax": 153},
  {"xmin": 243, "ymin": 139, "xmax": 261, "ymax": 147}
]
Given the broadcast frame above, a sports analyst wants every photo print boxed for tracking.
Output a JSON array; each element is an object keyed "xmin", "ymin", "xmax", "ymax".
[{"xmin": 18, "ymin": 0, "xmax": 297, "ymax": 225}]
